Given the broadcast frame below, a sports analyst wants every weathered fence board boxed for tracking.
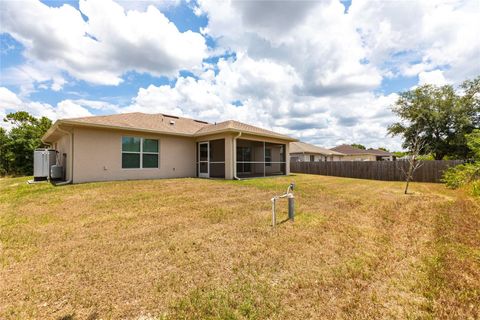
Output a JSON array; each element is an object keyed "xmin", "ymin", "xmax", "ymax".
[{"xmin": 290, "ymin": 160, "xmax": 463, "ymax": 183}]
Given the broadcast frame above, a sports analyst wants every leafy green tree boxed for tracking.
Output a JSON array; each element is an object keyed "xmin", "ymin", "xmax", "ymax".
[
  {"xmin": 0, "ymin": 127, "xmax": 11, "ymax": 176},
  {"xmin": 3, "ymin": 111, "xmax": 52, "ymax": 175},
  {"xmin": 351, "ymin": 143, "xmax": 366, "ymax": 150},
  {"xmin": 377, "ymin": 147, "xmax": 389, "ymax": 152},
  {"xmin": 388, "ymin": 76, "xmax": 480, "ymax": 160},
  {"xmin": 443, "ymin": 129, "xmax": 480, "ymax": 196}
]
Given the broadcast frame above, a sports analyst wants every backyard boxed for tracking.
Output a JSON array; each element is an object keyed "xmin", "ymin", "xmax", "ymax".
[{"xmin": 0, "ymin": 174, "xmax": 479, "ymax": 319}]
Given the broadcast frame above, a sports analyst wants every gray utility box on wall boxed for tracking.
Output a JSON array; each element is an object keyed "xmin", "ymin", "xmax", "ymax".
[{"xmin": 33, "ymin": 149, "xmax": 57, "ymax": 181}]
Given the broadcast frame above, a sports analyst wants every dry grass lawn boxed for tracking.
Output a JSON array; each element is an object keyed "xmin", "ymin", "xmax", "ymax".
[{"xmin": 0, "ymin": 174, "xmax": 479, "ymax": 319}]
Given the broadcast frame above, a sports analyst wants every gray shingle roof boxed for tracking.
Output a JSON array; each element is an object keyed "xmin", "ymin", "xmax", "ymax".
[{"xmin": 43, "ymin": 112, "xmax": 297, "ymax": 142}]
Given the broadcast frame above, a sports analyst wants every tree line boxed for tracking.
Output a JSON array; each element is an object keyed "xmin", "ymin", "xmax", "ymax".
[{"xmin": 0, "ymin": 112, "xmax": 52, "ymax": 176}]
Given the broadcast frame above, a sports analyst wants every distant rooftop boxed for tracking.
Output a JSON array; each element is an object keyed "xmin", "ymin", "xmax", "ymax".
[
  {"xmin": 290, "ymin": 141, "xmax": 344, "ymax": 156},
  {"xmin": 331, "ymin": 144, "xmax": 394, "ymax": 156}
]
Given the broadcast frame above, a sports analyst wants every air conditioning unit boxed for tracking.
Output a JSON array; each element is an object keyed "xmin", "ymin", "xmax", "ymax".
[
  {"xmin": 33, "ymin": 149, "xmax": 57, "ymax": 181},
  {"xmin": 50, "ymin": 165, "xmax": 64, "ymax": 180}
]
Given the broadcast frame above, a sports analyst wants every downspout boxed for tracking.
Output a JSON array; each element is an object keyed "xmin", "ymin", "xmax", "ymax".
[
  {"xmin": 233, "ymin": 132, "xmax": 242, "ymax": 180},
  {"xmin": 54, "ymin": 126, "xmax": 73, "ymax": 185}
]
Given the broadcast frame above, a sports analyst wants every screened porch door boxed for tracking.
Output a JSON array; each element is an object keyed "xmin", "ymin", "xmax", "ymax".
[{"xmin": 198, "ymin": 142, "xmax": 209, "ymax": 178}]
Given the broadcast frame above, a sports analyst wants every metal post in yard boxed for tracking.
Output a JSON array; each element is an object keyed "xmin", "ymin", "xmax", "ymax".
[{"xmin": 288, "ymin": 193, "xmax": 295, "ymax": 221}]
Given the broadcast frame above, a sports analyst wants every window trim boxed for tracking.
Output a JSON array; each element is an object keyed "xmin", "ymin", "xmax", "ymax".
[{"xmin": 121, "ymin": 136, "xmax": 159, "ymax": 170}]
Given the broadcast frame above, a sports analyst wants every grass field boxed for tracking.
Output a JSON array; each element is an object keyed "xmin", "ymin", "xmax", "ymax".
[{"xmin": 0, "ymin": 174, "xmax": 479, "ymax": 319}]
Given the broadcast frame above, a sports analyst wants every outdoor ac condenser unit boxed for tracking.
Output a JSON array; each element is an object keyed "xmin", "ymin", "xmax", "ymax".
[
  {"xmin": 50, "ymin": 165, "xmax": 64, "ymax": 180},
  {"xmin": 33, "ymin": 149, "xmax": 57, "ymax": 181}
]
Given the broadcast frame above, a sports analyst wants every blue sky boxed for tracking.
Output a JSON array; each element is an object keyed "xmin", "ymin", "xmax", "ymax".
[{"xmin": 1, "ymin": 0, "xmax": 479, "ymax": 150}]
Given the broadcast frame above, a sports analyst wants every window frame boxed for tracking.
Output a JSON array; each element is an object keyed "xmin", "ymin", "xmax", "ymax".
[{"xmin": 121, "ymin": 136, "xmax": 159, "ymax": 170}]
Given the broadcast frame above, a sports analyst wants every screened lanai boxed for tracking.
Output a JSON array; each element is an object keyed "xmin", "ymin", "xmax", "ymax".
[
  {"xmin": 236, "ymin": 139, "xmax": 286, "ymax": 178},
  {"xmin": 197, "ymin": 139, "xmax": 225, "ymax": 178}
]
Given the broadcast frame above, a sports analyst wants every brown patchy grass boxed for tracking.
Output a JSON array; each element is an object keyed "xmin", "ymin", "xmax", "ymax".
[{"xmin": 0, "ymin": 174, "xmax": 478, "ymax": 319}]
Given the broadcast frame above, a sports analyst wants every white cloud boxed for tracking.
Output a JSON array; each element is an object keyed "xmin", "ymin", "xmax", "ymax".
[
  {"xmin": 125, "ymin": 56, "xmax": 403, "ymax": 150},
  {"xmin": 349, "ymin": 0, "xmax": 480, "ymax": 82},
  {"xmin": 418, "ymin": 70, "xmax": 448, "ymax": 86},
  {"xmin": 115, "ymin": 0, "xmax": 181, "ymax": 11},
  {"xmin": 0, "ymin": 87, "xmax": 94, "ymax": 130},
  {"xmin": 55, "ymin": 100, "xmax": 93, "ymax": 119},
  {"xmin": 198, "ymin": 0, "xmax": 382, "ymax": 96},
  {"xmin": 0, "ymin": 87, "xmax": 23, "ymax": 108},
  {"xmin": 2, "ymin": 0, "xmax": 478, "ymax": 151},
  {"xmin": 1, "ymin": 0, "xmax": 207, "ymax": 87}
]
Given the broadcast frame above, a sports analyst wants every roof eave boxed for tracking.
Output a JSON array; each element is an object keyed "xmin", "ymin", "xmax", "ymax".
[{"xmin": 194, "ymin": 128, "xmax": 298, "ymax": 142}]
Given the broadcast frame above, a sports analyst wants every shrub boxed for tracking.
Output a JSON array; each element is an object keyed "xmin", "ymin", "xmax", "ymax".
[
  {"xmin": 443, "ymin": 130, "xmax": 480, "ymax": 195},
  {"xmin": 443, "ymin": 163, "xmax": 480, "ymax": 189}
]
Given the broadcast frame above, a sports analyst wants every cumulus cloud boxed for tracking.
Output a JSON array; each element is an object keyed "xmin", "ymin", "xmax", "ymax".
[
  {"xmin": 1, "ymin": 0, "xmax": 207, "ymax": 87},
  {"xmin": 0, "ymin": 87, "xmax": 93, "ymax": 130},
  {"xmin": 198, "ymin": 0, "xmax": 382, "ymax": 96},
  {"xmin": 125, "ymin": 55, "xmax": 403, "ymax": 150},
  {"xmin": 1, "ymin": 0, "xmax": 478, "ymax": 150},
  {"xmin": 418, "ymin": 70, "xmax": 448, "ymax": 86},
  {"xmin": 349, "ymin": 0, "xmax": 480, "ymax": 82}
]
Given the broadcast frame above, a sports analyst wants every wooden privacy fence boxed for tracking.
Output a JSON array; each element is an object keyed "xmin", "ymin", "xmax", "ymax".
[{"xmin": 290, "ymin": 160, "xmax": 464, "ymax": 183}]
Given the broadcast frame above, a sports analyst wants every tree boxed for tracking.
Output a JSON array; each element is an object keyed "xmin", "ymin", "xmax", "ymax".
[
  {"xmin": 351, "ymin": 143, "xmax": 366, "ymax": 150},
  {"xmin": 0, "ymin": 128, "xmax": 11, "ymax": 176},
  {"xmin": 378, "ymin": 147, "xmax": 389, "ymax": 152},
  {"xmin": 443, "ymin": 129, "xmax": 480, "ymax": 196},
  {"xmin": 401, "ymin": 134, "xmax": 425, "ymax": 194},
  {"xmin": 2, "ymin": 111, "xmax": 52, "ymax": 175},
  {"xmin": 388, "ymin": 76, "xmax": 480, "ymax": 160}
]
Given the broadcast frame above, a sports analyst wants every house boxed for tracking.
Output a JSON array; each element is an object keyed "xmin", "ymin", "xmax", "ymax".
[
  {"xmin": 289, "ymin": 141, "xmax": 344, "ymax": 162},
  {"xmin": 41, "ymin": 112, "xmax": 297, "ymax": 183},
  {"xmin": 330, "ymin": 144, "xmax": 396, "ymax": 161}
]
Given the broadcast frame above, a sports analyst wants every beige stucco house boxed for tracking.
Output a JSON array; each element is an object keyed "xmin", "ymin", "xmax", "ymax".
[
  {"xmin": 290, "ymin": 141, "xmax": 344, "ymax": 162},
  {"xmin": 330, "ymin": 144, "xmax": 396, "ymax": 161},
  {"xmin": 42, "ymin": 112, "xmax": 297, "ymax": 184}
]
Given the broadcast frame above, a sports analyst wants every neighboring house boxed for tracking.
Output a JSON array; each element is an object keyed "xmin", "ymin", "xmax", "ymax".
[
  {"xmin": 290, "ymin": 141, "xmax": 344, "ymax": 162},
  {"xmin": 42, "ymin": 113, "xmax": 297, "ymax": 183},
  {"xmin": 330, "ymin": 144, "xmax": 396, "ymax": 161}
]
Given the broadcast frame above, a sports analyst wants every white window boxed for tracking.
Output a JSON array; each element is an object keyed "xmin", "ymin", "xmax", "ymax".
[{"xmin": 122, "ymin": 136, "xmax": 159, "ymax": 169}]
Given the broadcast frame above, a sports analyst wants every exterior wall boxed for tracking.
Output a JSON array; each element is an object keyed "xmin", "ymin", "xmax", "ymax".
[
  {"xmin": 290, "ymin": 153, "xmax": 344, "ymax": 162},
  {"xmin": 341, "ymin": 154, "xmax": 377, "ymax": 161},
  {"xmin": 224, "ymin": 135, "xmax": 234, "ymax": 179},
  {"xmin": 72, "ymin": 127, "xmax": 196, "ymax": 183},
  {"xmin": 52, "ymin": 129, "xmax": 72, "ymax": 181},
  {"xmin": 50, "ymin": 127, "xmax": 293, "ymax": 183}
]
